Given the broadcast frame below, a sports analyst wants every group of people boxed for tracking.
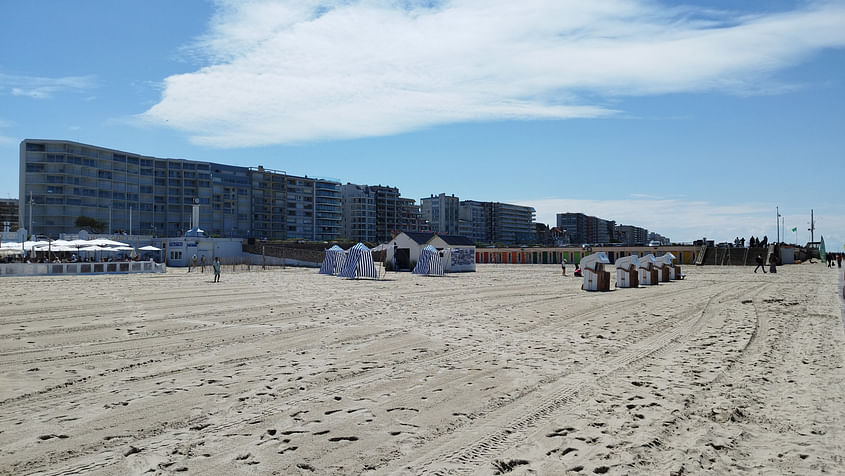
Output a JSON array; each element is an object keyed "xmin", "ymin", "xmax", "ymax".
[
  {"xmin": 560, "ymin": 259, "xmax": 582, "ymax": 277},
  {"xmin": 753, "ymin": 253, "xmax": 777, "ymax": 273},
  {"xmin": 827, "ymin": 253, "xmax": 843, "ymax": 269},
  {"xmin": 737, "ymin": 235, "xmax": 768, "ymax": 248},
  {"xmin": 188, "ymin": 254, "xmax": 222, "ymax": 282}
]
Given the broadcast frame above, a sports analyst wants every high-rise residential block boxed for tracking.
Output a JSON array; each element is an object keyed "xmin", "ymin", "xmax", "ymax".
[{"xmin": 19, "ymin": 139, "xmax": 341, "ymax": 240}]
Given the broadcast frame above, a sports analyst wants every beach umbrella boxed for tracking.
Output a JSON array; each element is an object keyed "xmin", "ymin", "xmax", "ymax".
[
  {"xmin": 23, "ymin": 240, "xmax": 48, "ymax": 251},
  {"xmin": 78, "ymin": 245, "xmax": 106, "ymax": 251},
  {"xmin": 88, "ymin": 238, "xmax": 130, "ymax": 247}
]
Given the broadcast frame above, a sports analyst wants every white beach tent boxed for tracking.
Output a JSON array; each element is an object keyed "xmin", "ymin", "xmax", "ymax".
[
  {"xmin": 413, "ymin": 245, "xmax": 444, "ymax": 276},
  {"xmin": 319, "ymin": 245, "xmax": 346, "ymax": 275},
  {"xmin": 337, "ymin": 243, "xmax": 378, "ymax": 279}
]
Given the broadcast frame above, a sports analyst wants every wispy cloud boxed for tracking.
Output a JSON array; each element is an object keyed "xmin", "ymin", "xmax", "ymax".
[
  {"xmin": 142, "ymin": 0, "xmax": 845, "ymax": 147},
  {"xmin": 0, "ymin": 73, "xmax": 97, "ymax": 99},
  {"xmin": 0, "ymin": 118, "xmax": 16, "ymax": 145},
  {"xmin": 519, "ymin": 196, "xmax": 845, "ymax": 246}
]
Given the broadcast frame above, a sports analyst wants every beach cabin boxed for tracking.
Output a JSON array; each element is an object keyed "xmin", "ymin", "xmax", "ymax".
[
  {"xmin": 338, "ymin": 243, "xmax": 378, "ymax": 279},
  {"xmin": 413, "ymin": 245, "xmax": 444, "ymax": 276},
  {"xmin": 615, "ymin": 254, "xmax": 639, "ymax": 288},
  {"xmin": 638, "ymin": 253, "xmax": 659, "ymax": 285},
  {"xmin": 428, "ymin": 234, "xmax": 476, "ymax": 273},
  {"xmin": 581, "ymin": 252, "xmax": 611, "ymax": 291},
  {"xmin": 319, "ymin": 245, "xmax": 346, "ymax": 275},
  {"xmin": 386, "ymin": 232, "xmax": 436, "ymax": 271}
]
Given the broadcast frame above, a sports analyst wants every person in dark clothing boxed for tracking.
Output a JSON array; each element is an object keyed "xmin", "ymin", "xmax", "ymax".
[
  {"xmin": 754, "ymin": 254, "xmax": 766, "ymax": 273},
  {"xmin": 760, "ymin": 235, "xmax": 768, "ymax": 248},
  {"xmin": 837, "ymin": 254, "xmax": 842, "ymax": 268}
]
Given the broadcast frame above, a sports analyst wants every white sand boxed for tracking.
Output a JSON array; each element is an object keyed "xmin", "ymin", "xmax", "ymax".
[{"xmin": 1, "ymin": 263, "xmax": 843, "ymax": 475}]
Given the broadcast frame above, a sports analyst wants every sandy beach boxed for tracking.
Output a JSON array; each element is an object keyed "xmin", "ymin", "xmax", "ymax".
[{"xmin": 1, "ymin": 263, "xmax": 843, "ymax": 475}]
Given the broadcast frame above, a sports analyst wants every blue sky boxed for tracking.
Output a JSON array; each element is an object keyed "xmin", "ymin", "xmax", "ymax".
[{"xmin": 1, "ymin": 0, "xmax": 843, "ymax": 248}]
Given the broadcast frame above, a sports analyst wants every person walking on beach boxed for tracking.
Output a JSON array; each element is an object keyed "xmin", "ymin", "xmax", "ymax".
[
  {"xmin": 561, "ymin": 258, "xmax": 567, "ymax": 276},
  {"xmin": 212, "ymin": 257, "xmax": 221, "ymax": 283},
  {"xmin": 837, "ymin": 254, "xmax": 842, "ymax": 268},
  {"xmin": 200, "ymin": 255, "xmax": 206, "ymax": 273},
  {"xmin": 754, "ymin": 254, "xmax": 766, "ymax": 273}
]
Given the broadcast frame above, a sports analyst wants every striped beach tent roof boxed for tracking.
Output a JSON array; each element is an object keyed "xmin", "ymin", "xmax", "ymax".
[
  {"xmin": 319, "ymin": 245, "xmax": 345, "ymax": 275},
  {"xmin": 337, "ymin": 243, "xmax": 378, "ymax": 279},
  {"xmin": 413, "ymin": 245, "xmax": 444, "ymax": 276}
]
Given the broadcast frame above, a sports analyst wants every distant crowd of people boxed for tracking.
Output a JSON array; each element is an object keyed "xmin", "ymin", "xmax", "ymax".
[{"xmin": 732, "ymin": 235, "xmax": 769, "ymax": 248}]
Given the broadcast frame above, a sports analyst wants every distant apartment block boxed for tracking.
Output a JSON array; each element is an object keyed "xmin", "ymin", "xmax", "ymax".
[
  {"xmin": 397, "ymin": 196, "xmax": 425, "ymax": 235},
  {"xmin": 648, "ymin": 232, "xmax": 670, "ymax": 245},
  {"xmin": 19, "ymin": 139, "xmax": 341, "ymax": 239},
  {"xmin": 458, "ymin": 199, "xmax": 536, "ymax": 245},
  {"xmin": 489, "ymin": 201, "xmax": 536, "ymax": 244},
  {"xmin": 557, "ymin": 212, "xmax": 589, "ymax": 244},
  {"xmin": 0, "ymin": 198, "xmax": 19, "ymax": 232},
  {"xmin": 339, "ymin": 184, "xmax": 424, "ymax": 242},
  {"xmin": 458, "ymin": 200, "xmax": 487, "ymax": 243},
  {"xmin": 421, "ymin": 193, "xmax": 461, "ymax": 236},
  {"xmin": 340, "ymin": 183, "xmax": 377, "ymax": 243},
  {"xmin": 559, "ymin": 212, "xmax": 659, "ymax": 246},
  {"xmin": 615, "ymin": 224, "xmax": 649, "ymax": 246}
]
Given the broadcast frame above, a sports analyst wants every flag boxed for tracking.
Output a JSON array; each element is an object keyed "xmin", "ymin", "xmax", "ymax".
[
  {"xmin": 819, "ymin": 236, "xmax": 826, "ymax": 262},
  {"xmin": 791, "ymin": 227, "xmax": 797, "ymax": 232}
]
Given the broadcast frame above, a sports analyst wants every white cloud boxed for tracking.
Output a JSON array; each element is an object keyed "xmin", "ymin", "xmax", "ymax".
[
  {"xmin": 0, "ymin": 74, "xmax": 97, "ymax": 99},
  {"xmin": 142, "ymin": 0, "xmax": 845, "ymax": 147},
  {"xmin": 520, "ymin": 196, "xmax": 845, "ymax": 247},
  {"xmin": 0, "ymin": 118, "xmax": 15, "ymax": 145}
]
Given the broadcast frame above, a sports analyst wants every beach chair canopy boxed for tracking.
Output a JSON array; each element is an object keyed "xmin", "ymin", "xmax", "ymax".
[
  {"xmin": 413, "ymin": 245, "xmax": 444, "ymax": 276},
  {"xmin": 337, "ymin": 243, "xmax": 378, "ymax": 279},
  {"xmin": 637, "ymin": 253, "xmax": 657, "ymax": 269},
  {"xmin": 661, "ymin": 252, "xmax": 676, "ymax": 265},
  {"xmin": 615, "ymin": 254, "xmax": 639, "ymax": 271},
  {"xmin": 581, "ymin": 252, "xmax": 610, "ymax": 271},
  {"xmin": 319, "ymin": 245, "xmax": 346, "ymax": 275}
]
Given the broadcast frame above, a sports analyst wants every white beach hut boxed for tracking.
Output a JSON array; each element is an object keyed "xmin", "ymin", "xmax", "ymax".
[
  {"xmin": 319, "ymin": 245, "xmax": 346, "ymax": 275},
  {"xmin": 429, "ymin": 235, "xmax": 476, "ymax": 273},
  {"xmin": 638, "ymin": 253, "xmax": 659, "ymax": 285},
  {"xmin": 615, "ymin": 254, "xmax": 640, "ymax": 288},
  {"xmin": 413, "ymin": 245, "xmax": 444, "ymax": 276},
  {"xmin": 581, "ymin": 252, "xmax": 611, "ymax": 291},
  {"xmin": 386, "ymin": 232, "xmax": 436, "ymax": 271},
  {"xmin": 337, "ymin": 243, "xmax": 378, "ymax": 279}
]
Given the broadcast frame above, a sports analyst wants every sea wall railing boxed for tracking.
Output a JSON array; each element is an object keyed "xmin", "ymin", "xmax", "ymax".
[{"xmin": 0, "ymin": 260, "xmax": 165, "ymax": 277}]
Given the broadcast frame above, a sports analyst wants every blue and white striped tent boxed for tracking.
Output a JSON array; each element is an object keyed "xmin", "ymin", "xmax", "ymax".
[
  {"xmin": 413, "ymin": 245, "xmax": 444, "ymax": 276},
  {"xmin": 319, "ymin": 245, "xmax": 346, "ymax": 275},
  {"xmin": 337, "ymin": 243, "xmax": 378, "ymax": 279}
]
